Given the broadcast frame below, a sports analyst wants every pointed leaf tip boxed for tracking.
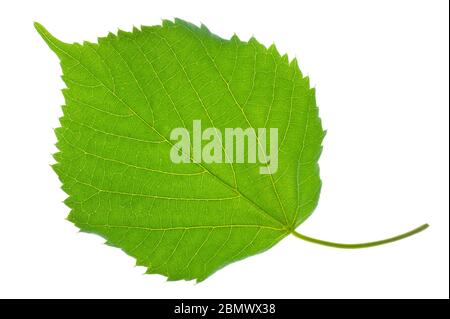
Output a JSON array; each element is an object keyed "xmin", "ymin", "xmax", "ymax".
[
  {"xmin": 34, "ymin": 22, "xmax": 67, "ymax": 54},
  {"xmin": 34, "ymin": 22, "xmax": 52, "ymax": 40}
]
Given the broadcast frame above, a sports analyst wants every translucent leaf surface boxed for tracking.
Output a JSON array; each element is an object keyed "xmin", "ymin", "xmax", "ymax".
[{"xmin": 36, "ymin": 19, "xmax": 327, "ymax": 281}]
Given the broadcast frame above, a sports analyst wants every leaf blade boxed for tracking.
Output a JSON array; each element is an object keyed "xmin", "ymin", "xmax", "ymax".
[{"xmin": 36, "ymin": 19, "xmax": 324, "ymax": 281}]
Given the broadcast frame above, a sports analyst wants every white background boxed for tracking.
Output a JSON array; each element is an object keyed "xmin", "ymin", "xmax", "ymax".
[{"xmin": 0, "ymin": 0, "xmax": 448, "ymax": 299}]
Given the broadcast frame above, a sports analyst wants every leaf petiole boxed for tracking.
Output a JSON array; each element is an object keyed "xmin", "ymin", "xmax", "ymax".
[{"xmin": 292, "ymin": 223, "xmax": 429, "ymax": 249}]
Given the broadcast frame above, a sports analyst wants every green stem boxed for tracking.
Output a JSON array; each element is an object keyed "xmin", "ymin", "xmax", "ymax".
[{"xmin": 291, "ymin": 223, "xmax": 429, "ymax": 249}]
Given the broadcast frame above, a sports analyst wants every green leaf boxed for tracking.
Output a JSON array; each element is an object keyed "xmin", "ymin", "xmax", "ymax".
[{"xmin": 35, "ymin": 19, "xmax": 428, "ymax": 281}]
